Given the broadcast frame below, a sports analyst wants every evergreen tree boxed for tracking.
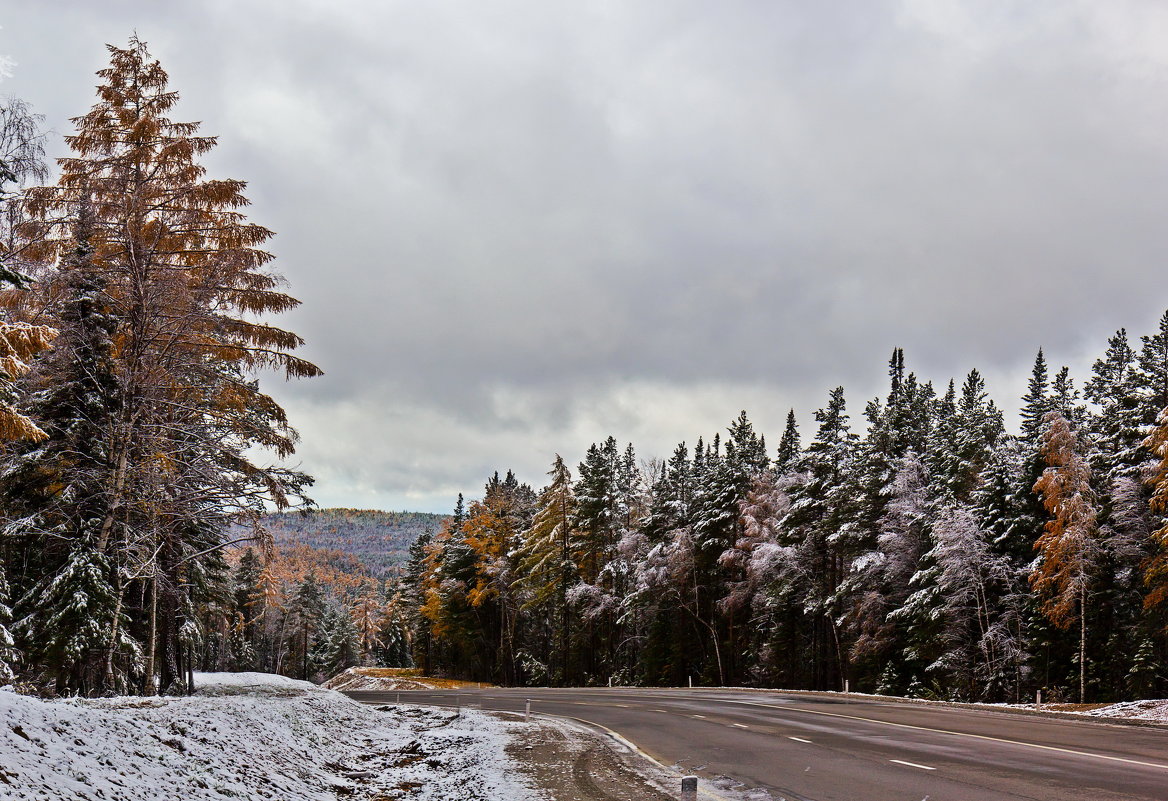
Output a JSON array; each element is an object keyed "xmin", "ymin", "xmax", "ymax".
[
  {"xmin": 286, "ymin": 573, "xmax": 326, "ymax": 680},
  {"xmin": 775, "ymin": 409, "xmax": 801, "ymax": 472},
  {"xmin": 515, "ymin": 455, "xmax": 578, "ymax": 684},
  {"xmin": 779, "ymin": 386, "xmax": 856, "ymax": 690}
]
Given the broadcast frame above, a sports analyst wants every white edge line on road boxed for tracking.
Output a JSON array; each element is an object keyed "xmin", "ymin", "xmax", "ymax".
[
  {"xmin": 728, "ymin": 699, "xmax": 1168, "ymax": 772},
  {"xmin": 890, "ymin": 759, "xmax": 936, "ymax": 771},
  {"xmin": 787, "ymin": 736, "xmax": 812, "ymax": 744}
]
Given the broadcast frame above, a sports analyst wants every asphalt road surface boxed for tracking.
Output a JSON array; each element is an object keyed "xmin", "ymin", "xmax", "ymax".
[{"xmin": 344, "ymin": 687, "xmax": 1168, "ymax": 801}]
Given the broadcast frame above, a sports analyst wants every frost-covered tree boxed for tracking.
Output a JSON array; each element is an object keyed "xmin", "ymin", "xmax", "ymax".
[{"xmin": 1031, "ymin": 411, "xmax": 1101, "ymax": 703}]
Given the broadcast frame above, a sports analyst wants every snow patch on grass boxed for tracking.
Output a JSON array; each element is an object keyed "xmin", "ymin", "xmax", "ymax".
[
  {"xmin": 0, "ymin": 672, "xmax": 539, "ymax": 800},
  {"xmin": 1078, "ymin": 699, "xmax": 1168, "ymax": 723}
]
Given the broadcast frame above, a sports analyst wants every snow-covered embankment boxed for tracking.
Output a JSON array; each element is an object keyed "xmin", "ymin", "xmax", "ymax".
[{"xmin": 0, "ymin": 672, "xmax": 538, "ymax": 801}]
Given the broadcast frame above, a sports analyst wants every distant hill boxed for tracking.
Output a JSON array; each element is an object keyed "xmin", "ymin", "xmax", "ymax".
[{"xmin": 260, "ymin": 508, "xmax": 446, "ymax": 575}]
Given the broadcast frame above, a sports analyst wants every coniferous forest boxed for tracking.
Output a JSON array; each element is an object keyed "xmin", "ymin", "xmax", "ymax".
[
  {"xmin": 407, "ymin": 333, "xmax": 1168, "ymax": 704},
  {"xmin": 6, "ymin": 37, "xmax": 1168, "ymax": 710}
]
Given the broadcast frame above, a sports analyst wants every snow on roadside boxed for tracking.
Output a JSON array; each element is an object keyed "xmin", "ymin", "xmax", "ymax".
[
  {"xmin": 0, "ymin": 672, "xmax": 540, "ymax": 801},
  {"xmin": 1078, "ymin": 699, "xmax": 1168, "ymax": 723}
]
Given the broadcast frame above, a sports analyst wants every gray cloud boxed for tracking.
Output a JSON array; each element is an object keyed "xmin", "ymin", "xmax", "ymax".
[{"xmin": 4, "ymin": 1, "xmax": 1168, "ymax": 511}]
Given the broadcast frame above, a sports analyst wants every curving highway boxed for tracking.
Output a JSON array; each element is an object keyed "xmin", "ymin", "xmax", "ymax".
[{"xmin": 344, "ymin": 687, "xmax": 1168, "ymax": 800}]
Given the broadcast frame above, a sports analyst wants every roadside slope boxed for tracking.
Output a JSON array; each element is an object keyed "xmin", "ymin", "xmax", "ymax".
[{"xmin": 1, "ymin": 672, "xmax": 537, "ymax": 801}]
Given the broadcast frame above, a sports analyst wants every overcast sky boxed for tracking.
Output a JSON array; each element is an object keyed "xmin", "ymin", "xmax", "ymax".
[{"xmin": 3, "ymin": 1, "xmax": 1167, "ymax": 512}]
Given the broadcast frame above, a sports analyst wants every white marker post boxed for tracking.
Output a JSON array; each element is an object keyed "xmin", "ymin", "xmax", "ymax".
[
  {"xmin": 681, "ymin": 776, "xmax": 698, "ymax": 801},
  {"xmin": 1036, "ymin": 689, "xmax": 1042, "ymax": 709},
  {"xmin": 525, "ymin": 699, "xmax": 531, "ymax": 722},
  {"xmin": 844, "ymin": 679, "xmax": 849, "ymax": 695},
  {"xmin": 688, "ymin": 675, "xmax": 693, "ymax": 688}
]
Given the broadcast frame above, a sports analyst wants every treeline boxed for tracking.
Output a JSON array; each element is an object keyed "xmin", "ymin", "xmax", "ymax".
[
  {"xmin": 261, "ymin": 509, "xmax": 445, "ymax": 575},
  {"xmin": 0, "ymin": 39, "xmax": 321, "ymax": 696},
  {"xmin": 200, "ymin": 544, "xmax": 410, "ymax": 683},
  {"xmin": 407, "ymin": 327, "xmax": 1168, "ymax": 703}
]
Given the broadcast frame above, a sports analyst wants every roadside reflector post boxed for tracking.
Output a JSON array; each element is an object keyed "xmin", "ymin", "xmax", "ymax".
[
  {"xmin": 681, "ymin": 776, "xmax": 698, "ymax": 801},
  {"xmin": 525, "ymin": 698, "xmax": 531, "ymax": 722},
  {"xmin": 844, "ymin": 679, "xmax": 849, "ymax": 695},
  {"xmin": 396, "ymin": 692, "xmax": 400, "ymax": 704},
  {"xmin": 688, "ymin": 675, "xmax": 693, "ymax": 688},
  {"xmin": 1036, "ymin": 689, "xmax": 1042, "ymax": 709}
]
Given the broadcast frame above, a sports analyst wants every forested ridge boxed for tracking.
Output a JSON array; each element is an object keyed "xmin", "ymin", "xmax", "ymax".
[
  {"xmin": 261, "ymin": 509, "xmax": 445, "ymax": 575},
  {"xmin": 407, "ymin": 332, "xmax": 1168, "ymax": 704}
]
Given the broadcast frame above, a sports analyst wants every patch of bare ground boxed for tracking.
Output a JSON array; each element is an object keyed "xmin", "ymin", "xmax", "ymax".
[
  {"xmin": 505, "ymin": 718, "xmax": 675, "ymax": 801},
  {"xmin": 324, "ymin": 667, "xmax": 493, "ymax": 691}
]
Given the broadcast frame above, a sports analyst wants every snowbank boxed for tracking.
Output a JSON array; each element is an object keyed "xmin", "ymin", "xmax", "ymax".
[
  {"xmin": 0, "ymin": 672, "xmax": 538, "ymax": 800},
  {"xmin": 1079, "ymin": 699, "xmax": 1168, "ymax": 723}
]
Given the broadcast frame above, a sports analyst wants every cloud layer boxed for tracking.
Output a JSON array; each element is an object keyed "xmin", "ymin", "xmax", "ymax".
[{"xmin": 5, "ymin": 2, "xmax": 1168, "ymax": 510}]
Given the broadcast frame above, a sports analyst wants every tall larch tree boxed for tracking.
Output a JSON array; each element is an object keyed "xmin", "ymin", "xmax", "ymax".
[
  {"xmin": 1031, "ymin": 411, "xmax": 1101, "ymax": 703},
  {"xmin": 515, "ymin": 454, "xmax": 578, "ymax": 684},
  {"xmin": 19, "ymin": 37, "xmax": 319, "ymax": 694}
]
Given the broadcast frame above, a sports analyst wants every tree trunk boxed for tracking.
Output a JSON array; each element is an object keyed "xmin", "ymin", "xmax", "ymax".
[
  {"xmin": 143, "ymin": 574, "xmax": 158, "ymax": 695},
  {"xmin": 1080, "ymin": 584, "xmax": 1087, "ymax": 704}
]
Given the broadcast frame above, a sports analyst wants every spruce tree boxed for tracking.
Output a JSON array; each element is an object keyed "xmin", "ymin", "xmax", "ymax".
[{"xmin": 775, "ymin": 409, "xmax": 801, "ymax": 472}]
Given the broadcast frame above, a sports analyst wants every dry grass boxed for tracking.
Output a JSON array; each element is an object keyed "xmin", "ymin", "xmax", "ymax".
[{"xmin": 344, "ymin": 667, "xmax": 492, "ymax": 689}]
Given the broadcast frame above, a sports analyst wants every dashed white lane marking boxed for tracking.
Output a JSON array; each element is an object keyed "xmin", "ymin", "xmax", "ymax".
[
  {"xmin": 788, "ymin": 736, "xmax": 813, "ymax": 744},
  {"xmin": 614, "ymin": 703, "xmax": 631, "ymax": 708},
  {"xmin": 728, "ymin": 699, "xmax": 1168, "ymax": 772},
  {"xmin": 890, "ymin": 759, "xmax": 936, "ymax": 771},
  {"xmin": 731, "ymin": 723, "xmax": 749, "ymax": 729},
  {"xmin": 692, "ymin": 714, "xmax": 707, "ymax": 719},
  {"xmin": 653, "ymin": 709, "xmax": 670, "ymax": 713}
]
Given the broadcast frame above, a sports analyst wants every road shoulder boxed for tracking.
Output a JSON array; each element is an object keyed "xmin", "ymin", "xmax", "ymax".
[{"xmin": 502, "ymin": 713, "xmax": 678, "ymax": 801}]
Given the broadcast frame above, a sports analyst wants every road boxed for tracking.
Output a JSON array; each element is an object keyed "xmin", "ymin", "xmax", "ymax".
[{"xmin": 344, "ymin": 687, "xmax": 1168, "ymax": 801}]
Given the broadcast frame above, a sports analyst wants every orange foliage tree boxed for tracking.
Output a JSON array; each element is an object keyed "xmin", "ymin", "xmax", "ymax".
[{"xmin": 1030, "ymin": 411, "xmax": 1100, "ymax": 703}]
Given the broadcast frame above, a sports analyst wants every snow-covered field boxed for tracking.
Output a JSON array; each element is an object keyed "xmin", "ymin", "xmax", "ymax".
[{"xmin": 0, "ymin": 672, "xmax": 539, "ymax": 801}]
